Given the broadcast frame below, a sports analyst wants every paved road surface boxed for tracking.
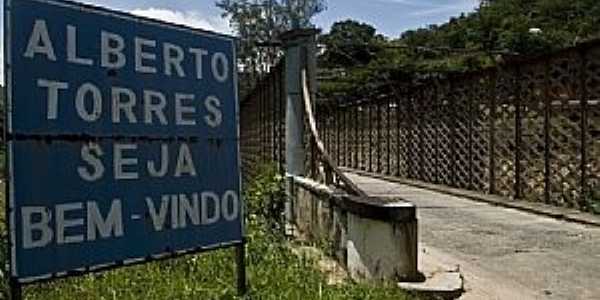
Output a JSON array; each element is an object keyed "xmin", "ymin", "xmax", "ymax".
[{"xmin": 347, "ymin": 173, "xmax": 600, "ymax": 300}]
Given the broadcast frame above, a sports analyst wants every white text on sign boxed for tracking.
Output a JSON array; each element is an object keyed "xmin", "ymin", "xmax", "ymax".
[{"xmin": 19, "ymin": 18, "xmax": 240, "ymax": 250}]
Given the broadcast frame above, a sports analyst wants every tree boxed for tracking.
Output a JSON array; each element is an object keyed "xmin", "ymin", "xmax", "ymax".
[
  {"xmin": 318, "ymin": 0, "xmax": 600, "ymax": 102},
  {"xmin": 216, "ymin": 0, "xmax": 326, "ymax": 68},
  {"xmin": 216, "ymin": 0, "xmax": 326, "ymax": 95},
  {"xmin": 319, "ymin": 20, "xmax": 383, "ymax": 68},
  {"xmin": 282, "ymin": 0, "xmax": 327, "ymax": 29}
]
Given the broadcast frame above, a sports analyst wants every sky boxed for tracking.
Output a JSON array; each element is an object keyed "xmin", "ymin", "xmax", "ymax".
[{"xmin": 0, "ymin": 0, "xmax": 479, "ymax": 83}]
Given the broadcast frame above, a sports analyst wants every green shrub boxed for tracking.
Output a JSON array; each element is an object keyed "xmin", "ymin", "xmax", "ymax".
[{"xmin": 586, "ymin": 187, "xmax": 600, "ymax": 215}]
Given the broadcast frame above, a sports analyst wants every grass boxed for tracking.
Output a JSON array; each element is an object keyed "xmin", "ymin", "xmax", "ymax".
[{"xmin": 0, "ymin": 165, "xmax": 418, "ymax": 300}]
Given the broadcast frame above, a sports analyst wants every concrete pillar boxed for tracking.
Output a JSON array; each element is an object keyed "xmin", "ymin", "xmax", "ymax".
[
  {"xmin": 280, "ymin": 29, "xmax": 319, "ymax": 234},
  {"xmin": 280, "ymin": 28, "xmax": 319, "ymax": 176}
]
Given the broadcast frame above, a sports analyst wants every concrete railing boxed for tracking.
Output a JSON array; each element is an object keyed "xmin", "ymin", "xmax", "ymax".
[{"xmin": 287, "ymin": 174, "xmax": 419, "ymax": 282}]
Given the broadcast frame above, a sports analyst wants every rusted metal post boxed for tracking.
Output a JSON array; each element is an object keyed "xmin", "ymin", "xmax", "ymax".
[
  {"xmin": 330, "ymin": 105, "xmax": 334, "ymax": 157},
  {"xmin": 266, "ymin": 79, "xmax": 271, "ymax": 161},
  {"xmin": 544, "ymin": 60, "xmax": 551, "ymax": 204},
  {"xmin": 579, "ymin": 48, "xmax": 589, "ymax": 209},
  {"xmin": 258, "ymin": 82, "xmax": 263, "ymax": 163},
  {"xmin": 346, "ymin": 107, "xmax": 351, "ymax": 168},
  {"xmin": 342, "ymin": 106, "xmax": 347, "ymax": 167},
  {"xmin": 322, "ymin": 105, "xmax": 327, "ymax": 153},
  {"xmin": 257, "ymin": 81, "xmax": 262, "ymax": 163},
  {"xmin": 359, "ymin": 104, "xmax": 364, "ymax": 170},
  {"xmin": 468, "ymin": 79, "xmax": 475, "ymax": 190},
  {"xmin": 336, "ymin": 100, "xmax": 341, "ymax": 165},
  {"xmin": 265, "ymin": 80, "xmax": 270, "ymax": 161},
  {"xmin": 406, "ymin": 94, "xmax": 413, "ymax": 178},
  {"xmin": 514, "ymin": 67, "xmax": 523, "ymax": 199},
  {"xmin": 325, "ymin": 105, "xmax": 330, "ymax": 163},
  {"xmin": 387, "ymin": 98, "xmax": 392, "ymax": 175},
  {"xmin": 354, "ymin": 105, "xmax": 359, "ymax": 169},
  {"xmin": 396, "ymin": 94, "xmax": 402, "ymax": 177},
  {"xmin": 271, "ymin": 74, "xmax": 277, "ymax": 162},
  {"xmin": 263, "ymin": 81, "xmax": 268, "ymax": 163},
  {"xmin": 278, "ymin": 66, "xmax": 285, "ymax": 173},
  {"xmin": 418, "ymin": 88, "xmax": 425, "ymax": 181},
  {"xmin": 272, "ymin": 73, "xmax": 278, "ymax": 163},
  {"xmin": 276, "ymin": 67, "xmax": 283, "ymax": 170},
  {"xmin": 489, "ymin": 71, "xmax": 497, "ymax": 195},
  {"xmin": 340, "ymin": 106, "xmax": 344, "ymax": 167},
  {"xmin": 368, "ymin": 104, "xmax": 373, "ymax": 172},
  {"xmin": 345, "ymin": 105, "xmax": 349, "ymax": 167},
  {"xmin": 376, "ymin": 100, "xmax": 382, "ymax": 173},
  {"xmin": 433, "ymin": 80, "xmax": 440, "ymax": 184},
  {"xmin": 449, "ymin": 79, "xmax": 457, "ymax": 186}
]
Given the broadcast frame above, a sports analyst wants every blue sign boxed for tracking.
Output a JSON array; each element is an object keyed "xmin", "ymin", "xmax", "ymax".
[{"xmin": 6, "ymin": 0, "xmax": 242, "ymax": 283}]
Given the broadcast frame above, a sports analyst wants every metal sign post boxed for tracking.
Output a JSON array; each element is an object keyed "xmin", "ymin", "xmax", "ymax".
[
  {"xmin": 4, "ymin": 0, "xmax": 245, "ymax": 297},
  {"xmin": 9, "ymin": 278, "xmax": 21, "ymax": 300},
  {"xmin": 236, "ymin": 241, "xmax": 247, "ymax": 295}
]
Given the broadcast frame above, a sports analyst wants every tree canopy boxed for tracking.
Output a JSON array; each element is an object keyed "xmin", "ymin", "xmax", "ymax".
[
  {"xmin": 319, "ymin": 20, "xmax": 384, "ymax": 68},
  {"xmin": 216, "ymin": 0, "xmax": 326, "ymax": 64},
  {"xmin": 216, "ymin": 0, "xmax": 326, "ymax": 96},
  {"xmin": 399, "ymin": 0, "xmax": 600, "ymax": 57},
  {"xmin": 317, "ymin": 0, "xmax": 600, "ymax": 98}
]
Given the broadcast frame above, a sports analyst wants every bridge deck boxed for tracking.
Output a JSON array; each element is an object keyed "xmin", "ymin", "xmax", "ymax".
[{"xmin": 347, "ymin": 172, "xmax": 600, "ymax": 300}]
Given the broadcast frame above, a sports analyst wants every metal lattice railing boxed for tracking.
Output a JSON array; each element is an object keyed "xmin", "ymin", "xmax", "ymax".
[
  {"xmin": 239, "ymin": 62, "xmax": 286, "ymax": 181},
  {"xmin": 318, "ymin": 42, "xmax": 600, "ymax": 212},
  {"xmin": 240, "ymin": 41, "xmax": 600, "ymax": 213}
]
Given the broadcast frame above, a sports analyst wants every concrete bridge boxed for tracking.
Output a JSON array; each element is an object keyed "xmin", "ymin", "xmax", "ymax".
[
  {"xmin": 348, "ymin": 171, "xmax": 600, "ymax": 299},
  {"xmin": 240, "ymin": 29, "xmax": 600, "ymax": 299}
]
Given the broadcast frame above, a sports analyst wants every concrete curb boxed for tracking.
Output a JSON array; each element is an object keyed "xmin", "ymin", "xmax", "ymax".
[
  {"xmin": 397, "ymin": 272, "xmax": 463, "ymax": 300},
  {"xmin": 397, "ymin": 244, "xmax": 465, "ymax": 299},
  {"xmin": 289, "ymin": 242, "xmax": 465, "ymax": 298},
  {"xmin": 341, "ymin": 168, "xmax": 600, "ymax": 228}
]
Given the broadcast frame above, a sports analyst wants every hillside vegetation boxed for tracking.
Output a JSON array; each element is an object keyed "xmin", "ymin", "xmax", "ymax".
[{"xmin": 318, "ymin": 0, "xmax": 600, "ymax": 96}]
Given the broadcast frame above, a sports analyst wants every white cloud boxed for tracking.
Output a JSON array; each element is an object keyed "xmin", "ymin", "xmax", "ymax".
[
  {"xmin": 377, "ymin": 0, "xmax": 478, "ymax": 16},
  {"xmin": 379, "ymin": 0, "xmax": 427, "ymax": 6},
  {"xmin": 130, "ymin": 8, "xmax": 231, "ymax": 34},
  {"xmin": 410, "ymin": 1, "xmax": 478, "ymax": 16}
]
